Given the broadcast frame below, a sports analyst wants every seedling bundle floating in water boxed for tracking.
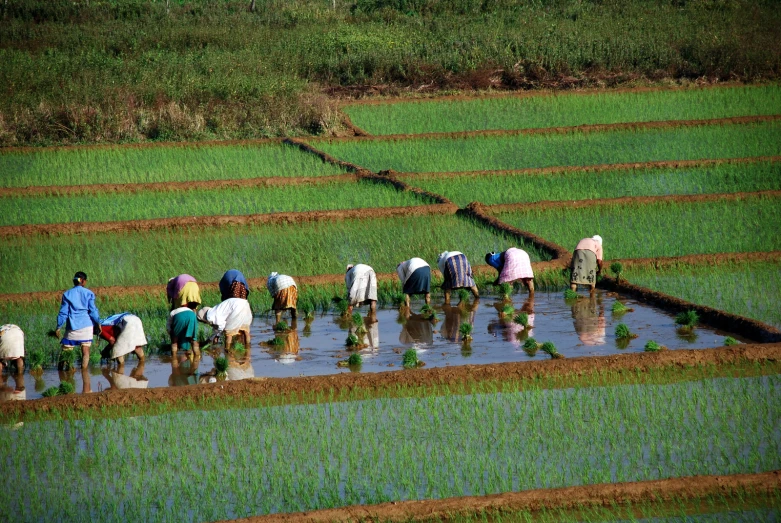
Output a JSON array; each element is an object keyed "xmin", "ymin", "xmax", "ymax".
[
  {"xmin": 459, "ymin": 322, "xmax": 473, "ymax": 342},
  {"xmin": 498, "ymin": 283, "xmax": 513, "ymax": 300},
  {"xmin": 345, "ymin": 334, "xmax": 361, "ymax": 347},
  {"xmin": 500, "ymin": 305, "xmax": 515, "ymax": 318},
  {"xmin": 273, "ymin": 320, "xmax": 289, "ymax": 332},
  {"xmin": 523, "ymin": 337, "xmax": 540, "ymax": 356},
  {"xmin": 27, "ymin": 349, "xmax": 45, "ymax": 373},
  {"xmin": 419, "ymin": 305, "xmax": 437, "ymax": 320},
  {"xmin": 723, "ymin": 336, "xmax": 739, "ymax": 346},
  {"xmin": 214, "ymin": 356, "xmax": 229, "ymax": 379},
  {"xmin": 644, "ymin": 340, "xmax": 667, "ymax": 352},
  {"xmin": 337, "ymin": 353, "xmax": 363, "ymax": 367},
  {"xmin": 513, "ymin": 312, "xmax": 529, "ymax": 327},
  {"xmin": 675, "ymin": 310, "xmax": 699, "ymax": 330},
  {"xmin": 615, "ymin": 323, "xmax": 638, "ymax": 340},
  {"xmin": 540, "ymin": 341, "xmax": 563, "ymax": 359},
  {"xmin": 611, "ymin": 301, "xmax": 634, "ymax": 314},
  {"xmin": 563, "ymin": 289, "xmax": 579, "ymax": 301},
  {"xmin": 610, "ymin": 262, "xmax": 623, "ymax": 283},
  {"xmin": 402, "ymin": 349, "xmax": 424, "ymax": 368}
]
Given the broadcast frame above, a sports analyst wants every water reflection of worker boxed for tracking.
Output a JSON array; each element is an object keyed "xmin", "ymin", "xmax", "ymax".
[
  {"xmin": 485, "ymin": 248, "xmax": 535, "ymax": 294},
  {"xmin": 226, "ymin": 347, "xmax": 256, "ymax": 380},
  {"xmin": 570, "ymin": 235, "xmax": 603, "ymax": 293},
  {"xmin": 399, "ymin": 309, "xmax": 434, "ymax": 346},
  {"xmin": 396, "ymin": 258, "xmax": 431, "ymax": 307},
  {"xmin": 438, "ymin": 251, "xmax": 479, "ymax": 303},
  {"xmin": 492, "ymin": 295, "xmax": 535, "ymax": 347},
  {"xmin": 347, "ymin": 316, "xmax": 379, "ymax": 351},
  {"xmin": 102, "ymin": 361, "xmax": 149, "ymax": 390},
  {"xmin": 274, "ymin": 327, "xmax": 301, "ymax": 365},
  {"xmin": 0, "ymin": 324, "xmax": 25, "ymax": 375},
  {"xmin": 0, "ymin": 371, "xmax": 25, "ymax": 401},
  {"xmin": 441, "ymin": 299, "xmax": 479, "ymax": 343},
  {"xmin": 571, "ymin": 293, "xmax": 606, "ymax": 346},
  {"xmin": 169, "ymin": 353, "xmax": 201, "ymax": 387}
]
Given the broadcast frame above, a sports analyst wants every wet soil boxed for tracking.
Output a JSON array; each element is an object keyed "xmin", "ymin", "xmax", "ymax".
[
  {"xmin": 394, "ymin": 155, "xmax": 781, "ymax": 180},
  {"xmin": 483, "ymin": 189, "xmax": 781, "ymax": 214},
  {"xmin": 308, "ymin": 115, "xmax": 781, "ymax": 144},
  {"xmin": 219, "ymin": 470, "xmax": 781, "ymax": 523},
  {"xmin": 0, "ymin": 137, "xmax": 284, "ymax": 155},
  {"xmin": 2, "ymin": 290, "xmax": 766, "ymax": 403},
  {"xmin": 0, "ymin": 203, "xmax": 457, "ymax": 238}
]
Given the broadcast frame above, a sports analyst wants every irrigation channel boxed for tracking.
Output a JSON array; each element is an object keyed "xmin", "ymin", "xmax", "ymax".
[{"xmin": 3, "ymin": 289, "xmax": 749, "ymax": 401}]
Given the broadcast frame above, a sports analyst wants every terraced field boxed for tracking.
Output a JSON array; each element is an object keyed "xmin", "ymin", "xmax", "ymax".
[{"xmin": 2, "ymin": 84, "xmax": 780, "ymax": 523}]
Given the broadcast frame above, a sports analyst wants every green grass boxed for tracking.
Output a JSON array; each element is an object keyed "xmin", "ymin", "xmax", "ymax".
[
  {"xmin": 344, "ymin": 85, "xmax": 781, "ymax": 135},
  {"xmin": 627, "ymin": 261, "xmax": 781, "ymax": 329},
  {"xmin": 403, "ymin": 161, "xmax": 781, "ymax": 207},
  {"xmin": 0, "ymin": 142, "xmax": 345, "ymax": 188},
  {"xmin": 492, "ymin": 195, "xmax": 781, "ymax": 259},
  {"xmin": 2, "ymin": 374, "xmax": 779, "ymax": 520},
  {"xmin": 317, "ymin": 121, "xmax": 781, "ymax": 173},
  {"xmin": 0, "ymin": 180, "xmax": 430, "ymax": 225},
  {"xmin": 1, "ymin": 214, "xmax": 545, "ymax": 294}
]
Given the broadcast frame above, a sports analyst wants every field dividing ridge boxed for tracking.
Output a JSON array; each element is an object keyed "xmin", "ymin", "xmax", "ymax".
[{"xmin": 218, "ymin": 470, "xmax": 781, "ymax": 523}]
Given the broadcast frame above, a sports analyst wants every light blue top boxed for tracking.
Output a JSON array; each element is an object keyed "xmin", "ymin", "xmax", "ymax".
[
  {"xmin": 101, "ymin": 312, "xmax": 130, "ymax": 326},
  {"xmin": 57, "ymin": 286, "xmax": 100, "ymax": 331}
]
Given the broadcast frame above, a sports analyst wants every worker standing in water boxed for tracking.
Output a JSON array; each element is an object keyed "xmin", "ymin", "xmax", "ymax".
[
  {"xmin": 485, "ymin": 248, "xmax": 535, "ymax": 294},
  {"xmin": 55, "ymin": 271, "xmax": 100, "ymax": 368},
  {"xmin": 219, "ymin": 269, "xmax": 250, "ymax": 301},
  {"xmin": 267, "ymin": 272, "xmax": 298, "ymax": 323},
  {"xmin": 437, "ymin": 251, "xmax": 479, "ymax": 303},
  {"xmin": 98, "ymin": 312, "xmax": 147, "ymax": 365},
  {"xmin": 166, "ymin": 274, "xmax": 201, "ymax": 310},
  {"xmin": 570, "ymin": 235, "xmax": 603, "ymax": 293},
  {"xmin": 197, "ymin": 297, "xmax": 253, "ymax": 352},
  {"xmin": 0, "ymin": 324, "xmax": 25, "ymax": 375},
  {"xmin": 396, "ymin": 257, "xmax": 431, "ymax": 308},
  {"xmin": 345, "ymin": 264, "xmax": 378, "ymax": 315}
]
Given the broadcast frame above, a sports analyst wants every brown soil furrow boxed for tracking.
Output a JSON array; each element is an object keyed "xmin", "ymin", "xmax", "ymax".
[
  {"xmin": 394, "ymin": 155, "xmax": 781, "ymax": 180},
  {"xmin": 0, "ymin": 137, "xmax": 284, "ymax": 155},
  {"xmin": 599, "ymin": 275, "xmax": 781, "ymax": 343},
  {"xmin": 225, "ymin": 470, "xmax": 781, "ymax": 523},
  {"xmin": 309, "ymin": 115, "xmax": 781, "ymax": 144},
  {"xmin": 283, "ymin": 137, "xmax": 370, "ymax": 174},
  {"xmin": 373, "ymin": 169, "xmax": 456, "ymax": 205},
  {"xmin": 614, "ymin": 251, "xmax": 781, "ymax": 270},
  {"xmin": 2, "ymin": 343, "xmax": 780, "ymax": 416},
  {"xmin": 461, "ymin": 202, "xmax": 571, "ymax": 261},
  {"xmin": 0, "ymin": 174, "xmax": 359, "ymax": 198},
  {"xmin": 0, "ymin": 203, "xmax": 457, "ymax": 238},
  {"xmin": 340, "ymin": 82, "xmax": 752, "ymax": 107},
  {"xmin": 341, "ymin": 114, "xmax": 371, "ymax": 137},
  {"xmin": 484, "ymin": 189, "xmax": 781, "ymax": 214}
]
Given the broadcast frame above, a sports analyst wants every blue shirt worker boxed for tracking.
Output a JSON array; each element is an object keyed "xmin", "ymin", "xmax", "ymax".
[{"xmin": 55, "ymin": 271, "xmax": 100, "ymax": 369}]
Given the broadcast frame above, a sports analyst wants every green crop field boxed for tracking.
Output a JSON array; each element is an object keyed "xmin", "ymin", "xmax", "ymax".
[
  {"xmin": 491, "ymin": 196, "xmax": 781, "ymax": 260},
  {"xmin": 0, "ymin": 142, "xmax": 345, "ymax": 188},
  {"xmin": 404, "ymin": 161, "xmax": 781, "ymax": 207},
  {"xmin": 0, "ymin": 180, "xmax": 430, "ymax": 226},
  {"xmin": 345, "ymin": 85, "xmax": 781, "ymax": 135},
  {"xmin": 1, "ymin": 214, "xmax": 544, "ymax": 294},
  {"xmin": 626, "ymin": 261, "xmax": 781, "ymax": 329},
  {"xmin": 317, "ymin": 121, "xmax": 781, "ymax": 173},
  {"xmin": 3, "ymin": 374, "xmax": 779, "ymax": 521}
]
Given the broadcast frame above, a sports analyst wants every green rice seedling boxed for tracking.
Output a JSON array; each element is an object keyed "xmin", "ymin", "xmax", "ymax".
[
  {"xmin": 615, "ymin": 323, "xmax": 638, "ymax": 340},
  {"xmin": 354, "ymin": 323, "xmax": 367, "ymax": 336},
  {"xmin": 26, "ymin": 348, "xmax": 45, "ymax": 373},
  {"xmin": 58, "ymin": 381, "xmax": 75, "ymax": 395},
  {"xmin": 456, "ymin": 289, "xmax": 471, "ymax": 302},
  {"xmin": 540, "ymin": 341, "xmax": 563, "ymax": 359},
  {"xmin": 500, "ymin": 305, "xmax": 515, "ymax": 318},
  {"xmin": 88, "ymin": 350, "xmax": 101, "ymax": 366},
  {"xmin": 351, "ymin": 312, "xmax": 363, "ymax": 327},
  {"xmin": 345, "ymin": 334, "xmax": 360, "ymax": 347},
  {"xmin": 675, "ymin": 310, "xmax": 699, "ymax": 330},
  {"xmin": 391, "ymin": 292, "xmax": 407, "ymax": 309},
  {"xmin": 610, "ymin": 262, "xmax": 623, "ymax": 283},
  {"xmin": 513, "ymin": 313, "xmax": 529, "ymax": 327},
  {"xmin": 333, "ymin": 299, "xmax": 350, "ymax": 317},
  {"xmin": 459, "ymin": 322, "xmax": 473, "ymax": 342},
  {"xmin": 41, "ymin": 386, "xmax": 60, "ymax": 398},
  {"xmin": 644, "ymin": 340, "xmax": 667, "ymax": 352},
  {"xmin": 273, "ymin": 321, "xmax": 289, "ymax": 332},
  {"xmin": 58, "ymin": 349, "xmax": 77, "ymax": 371},
  {"xmin": 498, "ymin": 283, "xmax": 513, "ymax": 301},
  {"xmin": 419, "ymin": 305, "xmax": 437, "ymax": 320},
  {"xmin": 214, "ymin": 357, "xmax": 229, "ymax": 380},
  {"xmin": 723, "ymin": 336, "xmax": 739, "ymax": 346},
  {"xmin": 564, "ymin": 288, "xmax": 579, "ymax": 301},
  {"xmin": 300, "ymin": 305, "xmax": 315, "ymax": 321},
  {"xmin": 267, "ymin": 337, "xmax": 284, "ymax": 347},
  {"xmin": 611, "ymin": 301, "xmax": 634, "ymax": 314},
  {"xmin": 402, "ymin": 349, "xmax": 424, "ymax": 368},
  {"xmin": 231, "ymin": 342, "xmax": 246, "ymax": 355}
]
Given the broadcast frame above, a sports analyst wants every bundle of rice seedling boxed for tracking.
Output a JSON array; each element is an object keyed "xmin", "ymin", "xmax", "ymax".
[
  {"xmin": 214, "ymin": 356, "xmax": 229, "ymax": 379},
  {"xmin": 459, "ymin": 322, "xmax": 473, "ymax": 341},
  {"xmin": 513, "ymin": 313, "xmax": 529, "ymax": 327},
  {"xmin": 402, "ymin": 349, "xmax": 423, "ymax": 368},
  {"xmin": 675, "ymin": 310, "xmax": 699, "ymax": 330},
  {"xmin": 540, "ymin": 341, "xmax": 563, "ymax": 359}
]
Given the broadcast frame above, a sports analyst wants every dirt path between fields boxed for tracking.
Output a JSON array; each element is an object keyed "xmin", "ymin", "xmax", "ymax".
[
  {"xmin": 394, "ymin": 155, "xmax": 781, "ymax": 180},
  {"xmin": 0, "ymin": 137, "xmax": 285, "ymax": 155},
  {"xmin": 614, "ymin": 251, "xmax": 781, "ymax": 270},
  {"xmin": 2, "ymin": 343, "xmax": 780, "ymax": 417},
  {"xmin": 483, "ymin": 189, "xmax": 781, "ymax": 214},
  {"xmin": 0, "ymin": 203, "xmax": 457, "ymax": 238},
  {"xmin": 220, "ymin": 471, "xmax": 781, "ymax": 523},
  {"xmin": 309, "ymin": 115, "xmax": 781, "ymax": 144}
]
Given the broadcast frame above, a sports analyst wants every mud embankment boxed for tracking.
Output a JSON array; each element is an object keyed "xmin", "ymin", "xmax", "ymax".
[
  {"xmin": 220, "ymin": 470, "xmax": 781, "ymax": 523},
  {"xmin": 309, "ymin": 115, "xmax": 781, "ymax": 144},
  {"xmin": 395, "ymin": 155, "xmax": 781, "ymax": 180},
  {"xmin": 614, "ymin": 251, "xmax": 781, "ymax": 270},
  {"xmin": 0, "ymin": 137, "xmax": 284, "ymax": 155},
  {"xmin": 2, "ymin": 343, "xmax": 780, "ymax": 418}
]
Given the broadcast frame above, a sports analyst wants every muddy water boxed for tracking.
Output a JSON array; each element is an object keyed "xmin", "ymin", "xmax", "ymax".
[{"xmin": 3, "ymin": 290, "xmax": 751, "ymax": 400}]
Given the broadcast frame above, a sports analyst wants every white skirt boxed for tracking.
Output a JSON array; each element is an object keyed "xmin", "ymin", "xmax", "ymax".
[
  {"xmin": 112, "ymin": 315, "xmax": 148, "ymax": 359},
  {"xmin": 0, "ymin": 325, "xmax": 24, "ymax": 359}
]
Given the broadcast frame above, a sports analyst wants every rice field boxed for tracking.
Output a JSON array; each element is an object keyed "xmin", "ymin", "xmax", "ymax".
[
  {"xmin": 0, "ymin": 141, "xmax": 346, "ymax": 187},
  {"xmin": 344, "ymin": 85, "xmax": 781, "ymax": 135},
  {"xmin": 626, "ymin": 261, "xmax": 781, "ymax": 329},
  {"xmin": 317, "ymin": 121, "xmax": 781, "ymax": 173},
  {"xmin": 0, "ymin": 214, "xmax": 544, "ymax": 294},
  {"xmin": 0, "ymin": 180, "xmax": 431, "ymax": 225},
  {"xmin": 491, "ymin": 196, "xmax": 781, "ymax": 259},
  {"xmin": 404, "ymin": 161, "xmax": 781, "ymax": 207},
  {"xmin": 3, "ymin": 373, "xmax": 779, "ymax": 521}
]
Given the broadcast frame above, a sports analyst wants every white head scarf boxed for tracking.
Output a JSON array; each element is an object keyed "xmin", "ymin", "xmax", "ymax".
[{"xmin": 592, "ymin": 235, "xmax": 603, "ymax": 245}]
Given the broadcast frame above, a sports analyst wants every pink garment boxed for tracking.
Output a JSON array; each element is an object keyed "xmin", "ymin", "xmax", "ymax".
[
  {"xmin": 575, "ymin": 238, "xmax": 603, "ymax": 261},
  {"xmin": 498, "ymin": 248, "xmax": 534, "ymax": 283},
  {"xmin": 166, "ymin": 274, "xmax": 197, "ymax": 301}
]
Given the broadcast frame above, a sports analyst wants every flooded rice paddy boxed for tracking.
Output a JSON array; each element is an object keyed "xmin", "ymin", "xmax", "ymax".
[{"xmin": 3, "ymin": 290, "xmax": 750, "ymax": 400}]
